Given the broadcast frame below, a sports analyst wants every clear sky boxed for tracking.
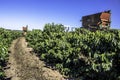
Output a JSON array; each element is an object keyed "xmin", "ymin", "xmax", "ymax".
[{"xmin": 0, "ymin": 0, "xmax": 120, "ymax": 30}]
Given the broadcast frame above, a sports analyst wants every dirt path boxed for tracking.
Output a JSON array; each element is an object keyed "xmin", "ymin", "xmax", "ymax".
[{"xmin": 5, "ymin": 37, "xmax": 64, "ymax": 80}]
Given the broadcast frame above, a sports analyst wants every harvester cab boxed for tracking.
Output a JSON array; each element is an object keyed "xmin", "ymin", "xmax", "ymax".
[{"xmin": 81, "ymin": 10, "xmax": 111, "ymax": 31}]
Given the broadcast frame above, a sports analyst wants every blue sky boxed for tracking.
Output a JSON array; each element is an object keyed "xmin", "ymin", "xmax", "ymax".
[{"xmin": 0, "ymin": 0, "xmax": 120, "ymax": 30}]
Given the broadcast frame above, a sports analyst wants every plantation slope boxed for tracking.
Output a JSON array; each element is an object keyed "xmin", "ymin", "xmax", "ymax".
[{"xmin": 5, "ymin": 37, "xmax": 64, "ymax": 80}]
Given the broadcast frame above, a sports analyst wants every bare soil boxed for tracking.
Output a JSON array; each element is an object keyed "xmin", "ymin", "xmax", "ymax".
[{"xmin": 5, "ymin": 37, "xmax": 64, "ymax": 80}]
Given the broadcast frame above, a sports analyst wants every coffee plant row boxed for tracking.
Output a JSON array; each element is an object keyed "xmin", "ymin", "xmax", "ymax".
[
  {"xmin": 26, "ymin": 23, "xmax": 120, "ymax": 80},
  {"xmin": 0, "ymin": 28, "xmax": 21, "ymax": 79}
]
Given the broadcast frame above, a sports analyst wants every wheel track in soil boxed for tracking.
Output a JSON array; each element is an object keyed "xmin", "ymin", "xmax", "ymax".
[{"xmin": 5, "ymin": 37, "xmax": 64, "ymax": 80}]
